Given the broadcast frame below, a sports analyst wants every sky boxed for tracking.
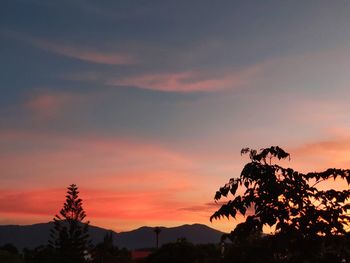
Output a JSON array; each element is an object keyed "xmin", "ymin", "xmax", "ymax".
[{"xmin": 1, "ymin": 0, "xmax": 350, "ymax": 233}]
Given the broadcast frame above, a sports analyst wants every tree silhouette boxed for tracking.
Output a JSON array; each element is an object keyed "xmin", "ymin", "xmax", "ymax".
[
  {"xmin": 211, "ymin": 146, "xmax": 350, "ymax": 261},
  {"xmin": 0, "ymin": 243, "xmax": 23, "ymax": 263},
  {"xmin": 49, "ymin": 184, "xmax": 91, "ymax": 263},
  {"xmin": 154, "ymin": 227, "xmax": 161, "ymax": 249},
  {"xmin": 23, "ymin": 245, "xmax": 56, "ymax": 263},
  {"xmin": 146, "ymin": 239, "xmax": 221, "ymax": 263},
  {"xmin": 93, "ymin": 232, "xmax": 131, "ymax": 263}
]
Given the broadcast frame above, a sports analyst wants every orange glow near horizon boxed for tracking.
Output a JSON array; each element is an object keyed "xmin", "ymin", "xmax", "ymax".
[
  {"xmin": 3, "ymin": 1, "xmax": 350, "ymax": 238},
  {"xmin": 1, "ymin": 129, "xmax": 350, "ymax": 233},
  {"xmin": 0, "ymin": 187, "xmax": 234, "ymax": 233}
]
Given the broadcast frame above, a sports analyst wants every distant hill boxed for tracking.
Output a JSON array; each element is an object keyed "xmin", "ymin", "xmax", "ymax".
[
  {"xmin": 114, "ymin": 224, "xmax": 224, "ymax": 249},
  {"xmin": 0, "ymin": 223, "xmax": 224, "ymax": 250}
]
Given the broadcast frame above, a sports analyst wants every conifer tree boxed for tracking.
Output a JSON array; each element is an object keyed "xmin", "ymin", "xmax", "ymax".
[{"xmin": 49, "ymin": 184, "xmax": 91, "ymax": 263}]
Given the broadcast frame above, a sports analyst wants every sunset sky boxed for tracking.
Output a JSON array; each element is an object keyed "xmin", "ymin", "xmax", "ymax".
[{"xmin": 1, "ymin": 1, "xmax": 350, "ymax": 233}]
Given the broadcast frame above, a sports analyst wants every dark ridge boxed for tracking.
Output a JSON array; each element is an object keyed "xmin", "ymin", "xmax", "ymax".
[{"xmin": 0, "ymin": 222, "xmax": 224, "ymax": 250}]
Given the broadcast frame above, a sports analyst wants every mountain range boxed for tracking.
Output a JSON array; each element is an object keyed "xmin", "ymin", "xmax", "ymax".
[{"xmin": 0, "ymin": 222, "xmax": 224, "ymax": 250}]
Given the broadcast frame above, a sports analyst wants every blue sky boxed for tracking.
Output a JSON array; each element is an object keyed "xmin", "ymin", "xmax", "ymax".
[{"xmin": 1, "ymin": 0, "xmax": 350, "ymax": 232}]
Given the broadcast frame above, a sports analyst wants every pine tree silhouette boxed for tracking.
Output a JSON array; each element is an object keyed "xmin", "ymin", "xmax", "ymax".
[{"xmin": 49, "ymin": 184, "xmax": 91, "ymax": 263}]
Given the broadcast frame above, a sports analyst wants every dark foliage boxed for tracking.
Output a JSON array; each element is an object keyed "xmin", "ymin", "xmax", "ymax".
[
  {"xmin": 221, "ymin": 234, "xmax": 350, "ymax": 263},
  {"xmin": 211, "ymin": 146, "xmax": 350, "ymax": 261},
  {"xmin": 49, "ymin": 184, "xmax": 91, "ymax": 263},
  {"xmin": 0, "ymin": 243, "xmax": 23, "ymax": 263},
  {"xmin": 144, "ymin": 238, "xmax": 221, "ymax": 263},
  {"xmin": 211, "ymin": 146, "xmax": 350, "ymax": 236},
  {"xmin": 16, "ymin": 235, "xmax": 132, "ymax": 263},
  {"xmin": 0, "ymin": 244, "xmax": 19, "ymax": 255},
  {"xmin": 93, "ymin": 232, "xmax": 131, "ymax": 263},
  {"xmin": 23, "ymin": 245, "xmax": 56, "ymax": 263}
]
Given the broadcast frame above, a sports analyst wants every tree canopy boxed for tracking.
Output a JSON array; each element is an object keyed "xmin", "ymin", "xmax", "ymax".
[{"xmin": 211, "ymin": 146, "xmax": 350, "ymax": 238}]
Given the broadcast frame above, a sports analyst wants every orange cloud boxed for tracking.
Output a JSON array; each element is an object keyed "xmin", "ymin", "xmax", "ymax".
[
  {"xmin": 0, "ymin": 186, "xmax": 220, "ymax": 231},
  {"xmin": 0, "ymin": 130, "xmax": 228, "ymax": 231},
  {"xmin": 290, "ymin": 136, "xmax": 350, "ymax": 171},
  {"xmin": 0, "ymin": 189, "xmax": 62, "ymax": 216},
  {"xmin": 0, "ymin": 188, "xmax": 177, "ymax": 219},
  {"xmin": 271, "ymin": 135, "xmax": 350, "ymax": 191}
]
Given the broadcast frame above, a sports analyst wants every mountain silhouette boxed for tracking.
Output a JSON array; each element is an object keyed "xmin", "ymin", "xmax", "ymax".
[{"xmin": 0, "ymin": 223, "xmax": 224, "ymax": 250}]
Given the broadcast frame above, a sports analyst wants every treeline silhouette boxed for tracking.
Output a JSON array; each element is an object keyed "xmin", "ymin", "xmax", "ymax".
[{"xmin": 2, "ymin": 146, "xmax": 350, "ymax": 263}]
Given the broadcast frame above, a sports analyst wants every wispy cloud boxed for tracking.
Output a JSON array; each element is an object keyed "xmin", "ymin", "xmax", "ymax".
[
  {"xmin": 179, "ymin": 201, "xmax": 227, "ymax": 213},
  {"xmin": 24, "ymin": 91, "xmax": 79, "ymax": 120},
  {"xmin": 291, "ymin": 136, "xmax": 350, "ymax": 169},
  {"xmin": 36, "ymin": 41, "xmax": 137, "ymax": 65},
  {"xmin": 3, "ymin": 29, "xmax": 137, "ymax": 65},
  {"xmin": 106, "ymin": 64, "xmax": 265, "ymax": 92}
]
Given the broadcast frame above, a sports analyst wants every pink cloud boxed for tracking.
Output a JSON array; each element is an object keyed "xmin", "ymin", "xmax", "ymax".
[
  {"xmin": 4, "ymin": 30, "xmax": 137, "ymax": 65},
  {"xmin": 106, "ymin": 64, "xmax": 265, "ymax": 92},
  {"xmin": 35, "ymin": 40, "xmax": 137, "ymax": 65},
  {"xmin": 25, "ymin": 92, "xmax": 73, "ymax": 119}
]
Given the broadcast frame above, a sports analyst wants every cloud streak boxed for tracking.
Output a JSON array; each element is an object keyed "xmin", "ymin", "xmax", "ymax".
[
  {"xmin": 0, "ymin": 186, "xmax": 216, "ymax": 231},
  {"xmin": 290, "ymin": 135, "xmax": 350, "ymax": 171},
  {"xmin": 106, "ymin": 63, "xmax": 265, "ymax": 92},
  {"xmin": 3, "ymin": 30, "xmax": 137, "ymax": 65}
]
